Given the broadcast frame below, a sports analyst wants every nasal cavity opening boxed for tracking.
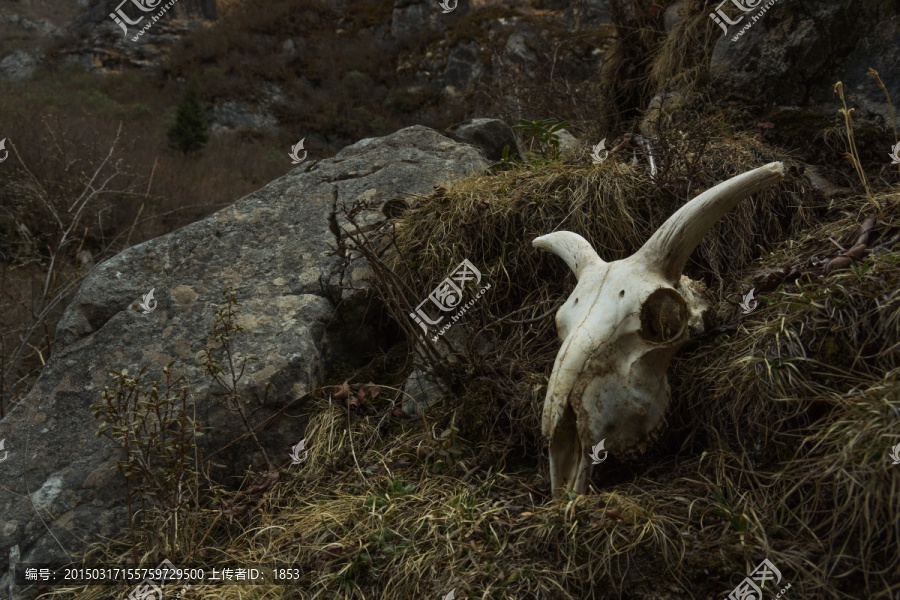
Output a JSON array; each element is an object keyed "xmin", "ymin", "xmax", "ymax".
[{"xmin": 551, "ymin": 403, "xmax": 580, "ymax": 490}]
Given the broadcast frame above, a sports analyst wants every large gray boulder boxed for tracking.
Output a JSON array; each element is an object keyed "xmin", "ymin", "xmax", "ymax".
[
  {"xmin": 709, "ymin": 0, "xmax": 900, "ymax": 123},
  {"xmin": 0, "ymin": 125, "xmax": 488, "ymax": 583}
]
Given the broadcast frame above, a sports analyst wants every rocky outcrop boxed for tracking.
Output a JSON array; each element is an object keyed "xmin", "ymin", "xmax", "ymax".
[
  {"xmin": 0, "ymin": 14, "xmax": 59, "ymax": 37},
  {"xmin": 0, "ymin": 50, "xmax": 38, "ymax": 80},
  {"xmin": 209, "ymin": 99, "xmax": 279, "ymax": 133},
  {"xmin": 397, "ymin": 8, "xmax": 606, "ymax": 104},
  {"xmin": 76, "ymin": 0, "xmax": 224, "ymax": 27},
  {"xmin": 0, "ymin": 125, "xmax": 488, "ymax": 583},
  {"xmin": 390, "ymin": 0, "xmax": 471, "ymax": 44},
  {"xmin": 52, "ymin": 0, "xmax": 227, "ymax": 74},
  {"xmin": 709, "ymin": 0, "xmax": 900, "ymax": 123}
]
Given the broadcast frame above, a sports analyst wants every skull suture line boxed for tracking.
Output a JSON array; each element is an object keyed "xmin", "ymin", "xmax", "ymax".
[{"xmin": 534, "ymin": 162, "xmax": 785, "ymax": 495}]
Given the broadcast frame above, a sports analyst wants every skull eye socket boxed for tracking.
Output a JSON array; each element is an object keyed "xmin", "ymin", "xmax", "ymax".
[{"xmin": 638, "ymin": 287, "xmax": 687, "ymax": 343}]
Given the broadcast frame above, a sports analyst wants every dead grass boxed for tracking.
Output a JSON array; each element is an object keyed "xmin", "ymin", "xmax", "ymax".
[
  {"xmin": 21, "ymin": 1, "xmax": 900, "ymax": 597},
  {"xmin": 646, "ymin": 6, "xmax": 718, "ymax": 100},
  {"xmin": 671, "ymin": 192, "xmax": 900, "ymax": 597},
  {"xmin": 46, "ymin": 107, "xmax": 900, "ymax": 600}
]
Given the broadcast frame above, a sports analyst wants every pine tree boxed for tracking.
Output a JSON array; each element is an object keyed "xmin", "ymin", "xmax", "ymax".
[{"xmin": 167, "ymin": 79, "xmax": 209, "ymax": 154}]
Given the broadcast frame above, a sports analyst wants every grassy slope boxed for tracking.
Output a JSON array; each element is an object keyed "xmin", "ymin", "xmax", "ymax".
[
  {"xmin": 52, "ymin": 118, "xmax": 900, "ymax": 600},
  {"xmin": 16, "ymin": 2, "xmax": 900, "ymax": 600}
]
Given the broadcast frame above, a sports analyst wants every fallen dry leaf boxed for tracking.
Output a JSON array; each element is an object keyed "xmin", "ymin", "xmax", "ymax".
[
  {"xmin": 605, "ymin": 508, "xmax": 624, "ymax": 520},
  {"xmin": 336, "ymin": 381, "xmax": 359, "ymax": 410},
  {"xmin": 335, "ymin": 381, "xmax": 384, "ymax": 410},
  {"xmin": 392, "ymin": 405, "xmax": 413, "ymax": 418},
  {"xmin": 333, "ymin": 381, "xmax": 350, "ymax": 402},
  {"xmin": 365, "ymin": 381, "xmax": 381, "ymax": 398}
]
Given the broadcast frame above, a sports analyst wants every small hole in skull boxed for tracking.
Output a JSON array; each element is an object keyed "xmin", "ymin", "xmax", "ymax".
[
  {"xmin": 639, "ymin": 287, "xmax": 687, "ymax": 343},
  {"xmin": 619, "ymin": 290, "xmax": 625, "ymax": 297},
  {"xmin": 574, "ymin": 298, "xmax": 578, "ymax": 304}
]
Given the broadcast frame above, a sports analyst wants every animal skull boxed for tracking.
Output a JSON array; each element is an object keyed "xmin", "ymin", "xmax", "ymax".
[{"xmin": 534, "ymin": 162, "xmax": 785, "ymax": 494}]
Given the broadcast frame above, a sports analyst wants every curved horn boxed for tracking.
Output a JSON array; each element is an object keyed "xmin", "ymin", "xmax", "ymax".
[
  {"xmin": 638, "ymin": 162, "xmax": 785, "ymax": 282},
  {"xmin": 533, "ymin": 231, "xmax": 606, "ymax": 280}
]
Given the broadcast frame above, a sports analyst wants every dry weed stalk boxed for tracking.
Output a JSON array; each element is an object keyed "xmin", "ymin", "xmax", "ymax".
[
  {"xmin": 833, "ymin": 81, "xmax": 880, "ymax": 212},
  {"xmin": 335, "ymin": 196, "xmax": 456, "ymax": 371},
  {"xmin": 0, "ymin": 123, "xmax": 133, "ymax": 416}
]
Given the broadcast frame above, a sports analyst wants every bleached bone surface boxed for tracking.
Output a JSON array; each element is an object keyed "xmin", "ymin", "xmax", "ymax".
[{"xmin": 534, "ymin": 162, "xmax": 785, "ymax": 494}]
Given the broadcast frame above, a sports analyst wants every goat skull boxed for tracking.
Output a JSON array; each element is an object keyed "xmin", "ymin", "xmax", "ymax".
[{"xmin": 534, "ymin": 162, "xmax": 785, "ymax": 494}]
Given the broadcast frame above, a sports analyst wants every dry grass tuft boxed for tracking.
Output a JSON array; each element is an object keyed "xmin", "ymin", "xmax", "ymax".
[
  {"xmin": 671, "ymin": 191, "xmax": 900, "ymax": 597},
  {"xmin": 646, "ymin": 6, "xmax": 719, "ymax": 100}
]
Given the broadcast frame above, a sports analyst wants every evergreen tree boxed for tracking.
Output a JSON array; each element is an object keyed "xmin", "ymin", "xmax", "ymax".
[{"xmin": 167, "ymin": 79, "xmax": 209, "ymax": 154}]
